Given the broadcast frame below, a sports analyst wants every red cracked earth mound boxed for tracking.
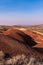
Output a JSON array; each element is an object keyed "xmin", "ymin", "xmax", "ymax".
[{"xmin": 0, "ymin": 28, "xmax": 43, "ymax": 57}]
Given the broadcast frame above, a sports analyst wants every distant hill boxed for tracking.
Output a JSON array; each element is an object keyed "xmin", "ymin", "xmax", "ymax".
[{"xmin": 0, "ymin": 24, "xmax": 43, "ymax": 33}]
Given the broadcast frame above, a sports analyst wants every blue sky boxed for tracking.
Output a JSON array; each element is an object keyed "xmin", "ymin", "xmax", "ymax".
[{"xmin": 0, "ymin": 0, "xmax": 43, "ymax": 25}]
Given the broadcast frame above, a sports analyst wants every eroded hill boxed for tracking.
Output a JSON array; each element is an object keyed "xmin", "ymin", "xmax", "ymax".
[{"xmin": 0, "ymin": 28, "xmax": 43, "ymax": 58}]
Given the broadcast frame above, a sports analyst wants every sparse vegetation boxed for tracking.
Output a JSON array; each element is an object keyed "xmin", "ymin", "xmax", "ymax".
[
  {"xmin": 0, "ymin": 51, "xmax": 43, "ymax": 65},
  {"xmin": 0, "ymin": 24, "xmax": 43, "ymax": 33}
]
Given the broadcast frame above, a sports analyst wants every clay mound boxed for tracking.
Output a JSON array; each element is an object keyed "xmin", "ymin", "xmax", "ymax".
[
  {"xmin": 20, "ymin": 29, "xmax": 43, "ymax": 55},
  {"xmin": 0, "ymin": 28, "xmax": 43, "ymax": 57},
  {"xmin": 21, "ymin": 29, "xmax": 43, "ymax": 48},
  {"xmin": 0, "ymin": 34, "xmax": 30, "ymax": 57},
  {"xmin": 3, "ymin": 28, "xmax": 37, "ymax": 47},
  {"xmin": 3, "ymin": 28, "xmax": 25, "ymax": 43},
  {"xmin": 0, "ymin": 33, "xmax": 38, "ymax": 57}
]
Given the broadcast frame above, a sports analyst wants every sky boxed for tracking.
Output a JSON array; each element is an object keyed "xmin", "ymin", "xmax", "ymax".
[{"xmin": 0, "ymin": 0, "xmax": 43, "ymax": 25}]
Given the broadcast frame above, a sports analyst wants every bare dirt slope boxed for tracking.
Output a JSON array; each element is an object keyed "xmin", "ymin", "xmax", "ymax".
[
  {"xmin": 21, "ymin": 29, "xmax": 43, "ymax": 48},
  {"xmin": 0, "ymin": 28, "xmax": 43, "ymax": 58}
]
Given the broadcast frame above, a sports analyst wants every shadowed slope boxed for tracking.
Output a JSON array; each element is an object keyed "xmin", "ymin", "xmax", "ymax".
[
  {"xmin": 21, "ymin": 29, "xmax": 43, "ymax": 48},
  {"xmin": 19, "ymin": 29, "xmax": 43, "ymax": 54}
]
